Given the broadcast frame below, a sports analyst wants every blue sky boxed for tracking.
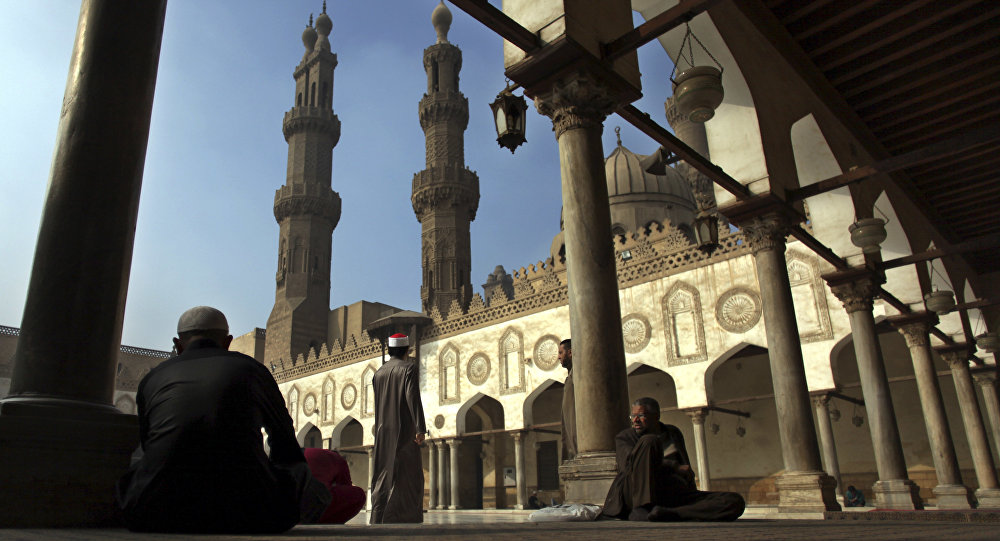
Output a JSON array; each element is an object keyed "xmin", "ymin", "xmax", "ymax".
[{"xmin": 0, "ymin": 1, "xmax": 675, "ymax": 352}]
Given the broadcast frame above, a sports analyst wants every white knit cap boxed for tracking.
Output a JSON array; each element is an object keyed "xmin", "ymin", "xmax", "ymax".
[{"xmin": 177, "ymin": 306, "xmax": 229, "ymax": 334}]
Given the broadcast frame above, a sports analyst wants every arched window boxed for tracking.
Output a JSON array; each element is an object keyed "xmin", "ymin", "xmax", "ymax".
[
  {"xmin": 362, "ymin": 366, "xmax": 376, "ymax": 418},
  {"xmin": 310, "ymin": 82, "xmax": 316, "ymax": 106},
  {"xmin": 321, "ymin": 82, "xmax": 329, "ymax": 108},
  {"xmin": 288, "ymin": 386, "xmax": 300, "ymax": 432},
  {"xmin": 322, "ymin": 377, "xmax": 335, "ymax": 423}
]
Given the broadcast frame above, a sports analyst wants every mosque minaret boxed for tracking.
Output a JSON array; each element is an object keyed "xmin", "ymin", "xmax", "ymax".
[
  {"xmin": 265, "ymin": 3, "xmax": 343, "ymax": 368},
  {"xmin": 412, "ymin": 1, "xmax": 481, "ymax": 316}
]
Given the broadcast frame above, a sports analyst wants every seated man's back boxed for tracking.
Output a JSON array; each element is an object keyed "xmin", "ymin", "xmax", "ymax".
[{"xmin": 117, "ymin": 307, "xmax": 308, "ymax": 533}]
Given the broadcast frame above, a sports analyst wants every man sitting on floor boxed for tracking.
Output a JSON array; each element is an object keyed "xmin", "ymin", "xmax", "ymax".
[
  {"xmin": 303, "ymin": 448, "xmax": 366, "ymax": 524},
  {"xmin": 602, "ymin": 397, "xmax": 745, "ymax": 522}
]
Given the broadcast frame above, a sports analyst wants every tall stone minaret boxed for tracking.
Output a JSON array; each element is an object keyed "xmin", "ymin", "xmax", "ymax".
[
  {"xmin": 266, "ymin": 4, "xmax": 341, "ymax": 367},
  {"xmin": 412, "ymin": 1, "xmax": 480, "ymax": 315}
]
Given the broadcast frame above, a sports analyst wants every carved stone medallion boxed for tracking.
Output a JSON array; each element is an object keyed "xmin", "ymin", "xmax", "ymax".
[
  {"xmin": 621, "ymin": 313, "xmax": 651, "ymax": 354},
  {"xmin": 434, "ymin": 414, "xmax": 445, "ymax": 429},
  {"xmin": 303, "ymin": 393, "xmax": 317, "ymax": 416},
  {"xmin": 341, "ymin": 383, "xmax": 357, "ymax": 410},
  {"xmin": 715, "ymin": 287, "xmax": 762, "ymax": 333},
  {"xmin": 533, "ymin": 335, "xmax": 561, "ymax": 371},
  {"xmin": 467, "ymin": 353, "xmax": 490, "ymax": 385}
]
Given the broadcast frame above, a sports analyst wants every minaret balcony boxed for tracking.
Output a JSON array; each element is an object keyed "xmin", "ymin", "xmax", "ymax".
[
  {"xmin": 273, "ymin": 183, "xmax": 342, "ymax": 227},
  {"xmin": 283, "ymin": 107, "xmax": 341, "ymax": 143}
]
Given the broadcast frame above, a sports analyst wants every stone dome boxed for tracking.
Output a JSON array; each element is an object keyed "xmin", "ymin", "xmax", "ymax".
[{"xmin": 432, "ymin": 0, "xmax": 452, "ymax": 44}]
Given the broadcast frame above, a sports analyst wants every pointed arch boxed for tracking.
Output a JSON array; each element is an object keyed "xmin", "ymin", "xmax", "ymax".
[
  {"xmin": 297, "ymin": 422, "xmax": 321, "ymax": 447},
  {"xmin": 439, "ymin": 342, "xmax": 461, "ymax": 405},
  {"xmin": 523, "ymin": 378, "xmax": 562, "ymax": 427},
  {"xmin": 499, "ymin": 327, "xmax": 526, "ymax": 394},
  {"xmin": 361, "ymin": 365, "xmax": 376, "ymax": 419},
  {"xmin": 321, "ymin": 376, "xmax": 335, "ymax": 424},
  {"xmin": 330, "ymin": 415, "xmax": 361, "ymax": 449},
  {"xmin": 662, "ymin": 281, "xmax": 707, "ymax": 365},
  {"xmin": 288, "ymin": 385, "xmax": 300, "ymax": 432}
]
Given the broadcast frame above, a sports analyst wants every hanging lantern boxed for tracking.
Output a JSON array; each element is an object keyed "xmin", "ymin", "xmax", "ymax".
[
  {"xmin": 924, "ymin": 289, "xmax": 956, "ymax": 315},
  {"xmin": 490, "ymin": 86, "xmax": 528, "ymax": 154},
  {"xmin": 670, "ymin": 23, "xmax": 725, "ymax": 123},
  {"xmin": 693, "ymin": 210, "xmax": 720, "ymax": 255},
  {"xmin": 848, "ymin": 217, "xmax": 887, "ymax": 254},
  {"xmin": 852, "ymin": 414, "xmax": 864, "ymax": 427},
  {"xmin": 976, "ymin": 331, "xmax": 999, "ymax": 353}
]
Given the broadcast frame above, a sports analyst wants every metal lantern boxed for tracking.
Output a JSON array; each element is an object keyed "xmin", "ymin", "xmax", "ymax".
[
  {"xmin": 976, "ymin": 331, "xmax": 999, "ymax": 353},
  {"xmin": 693, "ymin": 210, "xmax": 720, "ymax": 255},
  {"xmin": 673, "ymin": 66, "xmax": 724, "ymax": 123},
  {"xmin": 490, "ymin": 87, "xmax": 528, "ymax": 153},
  {"xmin": 849, "ymin": 218, "xmax": 887, "ymax": 254},
  {"xmin": 924, "ymin": 289, "xmax": 956, "ymax": 315}
]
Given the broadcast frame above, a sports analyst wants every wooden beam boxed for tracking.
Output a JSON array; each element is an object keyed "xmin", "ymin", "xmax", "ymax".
[
  {"xmin": 786, "ymin": 123, "xmax": 1000, "ymax": 202},
  {"xmin": 602, "ymin": 0, "xmax": 719, "ymax": 62},
  {"xmin": 447, "ymin": 0, "xmax": 540, "ymax": 53},
  {"xmin": 787, "ymin": 225, "xmax": 849, "ymax": 270},
  {"xmin": 878, "ymin": 235, "xmax": 1000, "ymax": 270},
  {"xmin": 616, "ymin": 104, "xmax": 752, "ymax": 199}
]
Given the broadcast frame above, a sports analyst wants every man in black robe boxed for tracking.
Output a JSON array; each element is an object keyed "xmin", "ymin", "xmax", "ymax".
[
  {"xmin": 116, "ymin": 306, "xmax": 327, "ymax": 533},
  {"xmin": 370, "ymin": 333, "xmax": 427, "ymax": 523},
  {"xmin": 602, "ymin": 397, "xmax": 745, "ymax": 522},
  {"xmin": 559, "ymin": 338, "xmax": 577, "ymax": 461}
]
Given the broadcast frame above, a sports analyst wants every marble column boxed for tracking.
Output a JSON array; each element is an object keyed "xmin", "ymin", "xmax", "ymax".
[
  {"xmin": 891, "ymin": 314, "xmax": 971, "ymax": 508},
  {"xmin": 735, "ymin": 209, "xmax": 839, "ymax": 513},
  {"xmin": 0, "ymin": 0, "xmax": 167, "ymax": 527},
  {"xmin": 811, "ymin": 394, "xmax": 844, "ymax": 500},
  {"xmin": 686, "ymin": 409, "xmax": 711, "ymax": 490},
  {"xmin": 448, "ymin": 438, "xmax": 462, "ymax": 510},
  {"xmin": 436, "ymin": 440, "xmax": 448, "ymax": 509},
  {"xmin": 939, "ymin": 345, "xmax": 1000, "ymax": 508},
  {"xmin": 428, "ymin": 440, "xmax": 438, "ymax": 510},
  {"xmin": 826, "ymin": 269, "xmax": 921, "ymax": 509},
  {"xmin": 513, "ymin": 431, "xmax": 527, "ymax": 509},
  {"xmin": 536, "ymin": 74, "xmax": 630, "ymax": 504},
  {"xmin": 973, "ymin": 369, "xmax": 1000, "ymax": 462}
]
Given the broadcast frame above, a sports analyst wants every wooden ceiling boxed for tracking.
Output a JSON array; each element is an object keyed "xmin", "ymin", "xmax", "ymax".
[{"xmin": 759, "ymin": 0, "xmax": 1000, "ymax": 275}]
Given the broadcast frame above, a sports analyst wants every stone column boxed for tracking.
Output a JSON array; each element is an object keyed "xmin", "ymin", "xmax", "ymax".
[
  {"xmin": 939, "ymin": 345, "xmax": 1000, "ymax": 508},
  {"xmin": 891, "ymin": 314, "xmax": 971, "ymax": 508},
  {"xmin": 436, "ymin": 440, "xmax": 448, "ymax": 509},
  {"xmin": 448, "ymin": 438, "xmax": 462, "ymax": 510},
  {"xmin": 428, "ymin": 440, "xmax": 438, "ymax": 510},
  {"xmin": 536, "ymin": 73, "xmax": 631, "ymax": 504},
  {"xmin": 367, "ymin": 446, "xmax": 376, "ymax": 511},
  {"xmin": 811, "ymin": 394, "xmax": 844, "ymax": 500},
  {"xmin": 686, "ymin": 409, "xmax": 711, "ymax": 490},
  {"xmin": 733, "ymin": 209, "xmax": 839, "ymax": 513},
  {"xmin": 826, "ymin": 269, "xmax": 921, "ymax": 509},
  {"xmin": 0, "ymin": 0, "xmax": 167, "ymax": 527},
  {"xmin": 973, "ymin": 369, "xmax": 1000, "ymax": 462},
  {"xmin": 513, "ymin": 431, "xmax": 527, "ymax": 509}
]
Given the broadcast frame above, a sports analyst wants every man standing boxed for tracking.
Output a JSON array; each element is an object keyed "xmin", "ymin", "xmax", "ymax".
[
  {"xmin": 559, "ymin": 339, "xmax": 577, "ymax": 461},
  {"xmin": 116, "ymin": 306, "xmax": 327, "ymax": 533},
  {"xmin": 602, "ymin": 397, "xmax": 744, "ymax": 522},
  {"xmin": 370, "ymin": 333, "xmax": 427, "ymax": 523}
]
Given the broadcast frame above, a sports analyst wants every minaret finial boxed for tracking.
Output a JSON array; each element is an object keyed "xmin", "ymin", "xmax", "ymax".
[
  {"xmin": 615, "ymin": 126, "xmax": 622, "ymax": 146},
  {"xmin": 432, "ymin": 0, "xmax": 453, "ymax": 44},
  {"xmin": 309, "ymin": 14, "xmax": 313, "ymax": 26},
  {"xmin": 322, "ymin": 0, "xmax": 327, "ymax": 14}
]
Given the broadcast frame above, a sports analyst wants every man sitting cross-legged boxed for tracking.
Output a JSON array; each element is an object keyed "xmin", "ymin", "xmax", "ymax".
[{"xmin": 601, "ymin": 397, "xmax": 745, "ymax": 522}]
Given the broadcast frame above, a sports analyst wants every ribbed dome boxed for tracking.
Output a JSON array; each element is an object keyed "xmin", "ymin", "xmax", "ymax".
[{"xmin": 605, "ymin": 140, "xmax": 694, "ymax": 204}]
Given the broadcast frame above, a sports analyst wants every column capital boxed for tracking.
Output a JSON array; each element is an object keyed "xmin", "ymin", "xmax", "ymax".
[
  {"xmin": 972, "ymin": 368, "xmax": 999, "ymax": 386},
  {"xmin": 888, "ymin": 311, "xmax": 938, "ymax": 348},
  {"xmin": 366, "ymin": 445, "xmax": 375, "ymax": 457},
  {"xmin": 534, "ymin": 73, "xmax": 621, "ymax": 139},
  {"xmin": 718, "ymin": 194, "xmax": 804, "ymax": 255},
  {"xmin": 510, "ymin": 429, "xmax": 525, "ymax": 442},
  {"xmin": 446, "ymin": 437, "xmax": 462, "ymax": 447},
  {"xmin": 811, "ymin": 393, "xmax": 831, "ymax": 407},
  {"xmin": 685, "ymin": 408, "xmax": 708, "ymax": 424},
  {"xmin": 936, "ymin": 343, "xmax": 973, "ymax": 367},
  {"xmin": 823, "ymin": 268, "xmax": 884, "ymax": 314}
]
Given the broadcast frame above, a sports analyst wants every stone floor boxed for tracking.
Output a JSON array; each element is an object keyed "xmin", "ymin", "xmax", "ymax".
[{"xmin": 3, "ymin": 509, "xmax": 1000, "ymax": 540}]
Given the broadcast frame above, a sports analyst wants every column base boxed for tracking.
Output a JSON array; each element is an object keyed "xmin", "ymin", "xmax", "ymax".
[
  {"xmin": 974, "ymin": 487, "xmax": 1000, "ymax": 509},
  {"xmin": 0, "ymin": 399, "xmax": 138, "ymax": 527},
  {"xmin": 775, "ymin": 471, "xmax": 841, "ymax": 514},
  {"xmin": 448, "ymin": 505, "xmax": 461, "ymax": 510},
  {"xmin": 558, "ymin": 452, "xmax": 618, "ymax": 505},
  {"xmin": 873, "ymin": 479, "xmax": 923, "ymax": 510},
  {"xmin": 932, "ymin": 484, "xmax": 973, "ymax": 509}
]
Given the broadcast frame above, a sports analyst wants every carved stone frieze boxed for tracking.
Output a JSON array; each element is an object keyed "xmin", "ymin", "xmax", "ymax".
[
  {"xmin": 533, "ymin": 334, "xmax": 561, "ymax": 371},
  {"xmin": 303, "ymin": 393, "xmax": 317, "ymax": 416},
  {"xmin": 419, "ymin": 95, "xmax": 469, "ymax": 130},
  {"xmin": 273, "ymin": 185, "xmax": 342, "ymax": 226},
  {"xmin": 341, "ymin": 382, "xmax": 357, "ymax": 410},
  {"xmin": 621, "ymin": 313, "xmax": 652, "ymax": 354},
  {"xmin": 534, "ymin": 75, "xmax": 621, "ymax": 138},
  {"xmin": 715, "ymin": 287, "xmax": 762, "ymax": 334}
]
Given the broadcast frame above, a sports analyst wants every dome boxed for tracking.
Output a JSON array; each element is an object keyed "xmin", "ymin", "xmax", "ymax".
[
  {"xmin": 605, "ymin": 139, "xmax": 694, "ymax": 204},
  {"xmin": 301, "ymin": 17, "xmax": 317, "ymax": 53}
]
